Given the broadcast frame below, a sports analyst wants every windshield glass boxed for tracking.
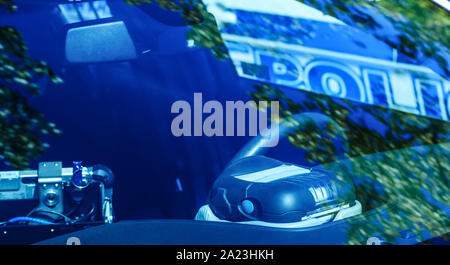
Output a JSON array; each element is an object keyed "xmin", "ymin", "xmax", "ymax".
[{"xmin": 0, "ymin": 0, "xmax": 448, "ymax": 244}]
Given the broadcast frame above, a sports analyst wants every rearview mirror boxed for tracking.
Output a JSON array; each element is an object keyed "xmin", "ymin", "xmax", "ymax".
[{"xmin": 65, "ymin": 21, "xmax": 137, "ymax": 64}]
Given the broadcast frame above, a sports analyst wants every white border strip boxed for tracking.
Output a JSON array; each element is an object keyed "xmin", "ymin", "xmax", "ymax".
[
  {"xmin": 203, "ymin": 0, "xmax": 345, "ymax": 25},
  {"xmin": 433, "ymin": 0, "xmax": 450, "ymax": 11},
  {"xmin": 233, "ymin": 164, "xmax": 310, "ymax": 183}
]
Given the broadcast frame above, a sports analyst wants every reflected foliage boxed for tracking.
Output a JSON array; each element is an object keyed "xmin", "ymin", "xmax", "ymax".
[
  {"xmin": 331, "ymin": 142, "xmax": 449, "ymax": 244},
  {"xmin": 0, "ymin": 0, "xmax": 16, "ymax": 12},
  {"xmin": 252, "ymin": 84, "xmax": 450, "ymax": 164},
  {"xmin": 0, "ymin": 2, "xmax": 62, "ymax": 169},
  {"xmin": 298, "ymin": 0, "xmax": 450, "ymax": 78},
  {"xmin": 251, "ymin": 83, "xmax": 449, "ymax": 244},
  {"xmin": 125, "ymin": 0, "xmax": 229, "ymax": 59}
]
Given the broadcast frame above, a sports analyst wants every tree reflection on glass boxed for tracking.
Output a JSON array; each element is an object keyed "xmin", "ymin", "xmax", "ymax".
[
  {"xmin": 0, "ymin": 2, "xmax": 62, "ymax": 169},
  {"xmin": 251, "ymin": 83, "xmax": 449, "ymax": 244},
  {"xmin": 298, "ymin": 0, "xmax": 449, "ymax": 78},
  {"xmin": 126, "ymin": 0, "xmax": 230, "ymax": 59}
]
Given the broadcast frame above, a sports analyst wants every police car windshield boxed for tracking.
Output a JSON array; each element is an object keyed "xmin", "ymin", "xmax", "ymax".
[{"xmin": 0, "ymin": 0, "xmax": 448, "ymax": 225}]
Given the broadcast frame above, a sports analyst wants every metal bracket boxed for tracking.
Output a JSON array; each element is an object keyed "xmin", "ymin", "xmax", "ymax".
[{"xmin": 37, "ymin": 162, "xmax": 64, "ymax": 216}]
